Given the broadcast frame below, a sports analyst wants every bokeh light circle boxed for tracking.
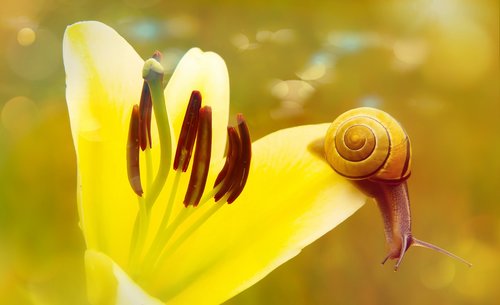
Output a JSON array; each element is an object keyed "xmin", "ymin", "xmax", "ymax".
[
  {"xmin": 1, "ymin": 96, "xmax": 38, "ymax": 135},
  {"xmin": 17, "ymin": 27, "xmax": 36, "ymax": 46},
  {"xmin": 6, "ymin": 29, "xmax": 60, "ymax": 81}
]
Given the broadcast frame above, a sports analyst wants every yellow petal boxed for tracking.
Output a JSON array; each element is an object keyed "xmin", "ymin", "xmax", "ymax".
[
  {"xmin": 164, "ymin": 48, "xmax": 229, "ymax": 162},
  {"xmin": 63, "ymin": 21, "xmax": 144, "ymax": 264},
  {"xmin": 85, "ymin": 250, "xmax": 164, "ymax": 305},
  {"xmin": 148, "ymin": 123, "xmax": 365, "ymax": 304},
  {"xmin": 64, "ymin": 21, "xmax": 365, "ymax": 304}
]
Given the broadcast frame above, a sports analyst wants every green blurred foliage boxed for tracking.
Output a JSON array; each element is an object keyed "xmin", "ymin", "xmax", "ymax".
[{"xmin": 0, "ymin": 0, "xmax": 498, "ymax": 304}]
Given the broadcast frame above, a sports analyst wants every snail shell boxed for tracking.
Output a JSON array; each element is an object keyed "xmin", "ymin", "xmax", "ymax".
[
  {"xmin": 323, "ymin": 107, "xmax": 471, "ymax": 270},
  {"xmin": 324, "ymin": 107, "xmax": 411, "ymax": 183}
]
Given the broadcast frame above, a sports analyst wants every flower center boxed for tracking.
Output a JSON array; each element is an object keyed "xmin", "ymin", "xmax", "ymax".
[{"xmin": 125, "ymin": 52, "xmax": 251, "ymax": 280}]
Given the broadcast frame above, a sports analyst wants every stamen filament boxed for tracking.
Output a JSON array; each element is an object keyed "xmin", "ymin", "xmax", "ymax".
[
  {"xmin": 142, "ymin": 177, "xmax": 219, "ymax": 275},
  {"xmin": 141, "ymin": 208, "xmax": 191, "ymax": 276},
  {"xmin": 152, "ymin": 203, "xmax": 224, "ymax": 275},
  {"xmin": 129, "ymin": 196, "xmax": 148, "ymax": 274},
  {"xmin": 129, "ymin": 147, "xmax": 154, "ymax": 275},
  {"xmin": 142, "ymin": 190, "xmax": 220, "ymax": 278},
  {"xmin": 200, "ymin": 184, "xmax": 220, "ymax": 205},
  {"xmin": 149, "ymin": 170, "xmax": 182, "ymax": 258}
]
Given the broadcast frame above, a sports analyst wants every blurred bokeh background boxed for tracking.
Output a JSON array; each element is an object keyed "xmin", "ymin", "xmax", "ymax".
[{"xmin": 0, "ymin": 0, "xmax": 498, "ymax": 304}]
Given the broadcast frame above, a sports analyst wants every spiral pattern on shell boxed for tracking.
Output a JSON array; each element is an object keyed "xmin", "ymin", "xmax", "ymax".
[{"xmin": 324, "ymin": 107, "xmax": 411, "ymax": 182}]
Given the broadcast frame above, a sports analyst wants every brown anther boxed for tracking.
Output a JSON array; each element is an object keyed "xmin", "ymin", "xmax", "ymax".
[
  {"xmin": 138, "ymin": 81, "xmax": 152, "ymax": 150},
  {"xmin": 212, "ymin": 114, "xmax": 251, "ymax": 204},
  {"xmin": 226, "ymin": 114, "xmax": 251, "ymax": 203},
  {"xmin": 137, "ymin": 51, "xmax": 162, "ymax": 151},
  {"xmin": 213, "ymin": 127, "xmax": 241, "ymax": 201},
  {"xmin": 127, "ymin": 104, "xmax": 143, "ymax": 197},
  {"xmin": 184, "ymin": 106, "xmax": 212, "ymax": 207},
  {"xmin": 173, "ymin": 91, "xmax": 202, "ymax": 171}
]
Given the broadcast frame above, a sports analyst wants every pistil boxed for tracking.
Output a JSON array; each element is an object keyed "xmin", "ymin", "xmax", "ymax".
[
  {"xmin": 142, "ymin": 57, "xmax": 173, "ymax": 210},
  {"xmin": 128, "ymin": 54, "xmax": 173, "ymax": 273}
]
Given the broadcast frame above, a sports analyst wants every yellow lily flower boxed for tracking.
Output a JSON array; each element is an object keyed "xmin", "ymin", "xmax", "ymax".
[{"xmin": 63, "ymin": 21, "xmax": 365, "ymax": 305}]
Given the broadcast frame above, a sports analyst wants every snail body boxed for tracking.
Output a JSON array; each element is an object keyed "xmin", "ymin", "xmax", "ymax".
[{"xmin": 325, "ymin": 107, "xmax": 470, "ymax": 270}]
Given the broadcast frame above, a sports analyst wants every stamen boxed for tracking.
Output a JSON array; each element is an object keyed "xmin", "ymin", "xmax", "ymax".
[
  {"xmin": 173, "ymin": 91, "xmax": 202, "ymax": 171},
  {"xmin": 184, "ymin": 106, "xmax": 212, "ymax": 207},
  {"xmin": 227, "ymin": 114, "xmax": 251, "ymax": 203},
  {"xmin": 138, "ymin": 82, "xmax": 152, "ymax": 150},
  {"xmin": 213, "ymin": 127, "xmax": 241, "ymax": 201},
  {"xmin": 212, "ymin": 114, "xmax": 251, "ymax": 203},
  {"xmin": 127, "ymin": 104, "xmax": 143, "ymax": 196}
]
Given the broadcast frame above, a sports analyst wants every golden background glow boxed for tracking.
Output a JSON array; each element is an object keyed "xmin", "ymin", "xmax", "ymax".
[{"xmin": 0, "ymin": 0, "xmax": 498, "ymax": 304}]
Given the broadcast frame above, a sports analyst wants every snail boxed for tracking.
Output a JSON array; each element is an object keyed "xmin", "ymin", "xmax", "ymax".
[{"xmin": 324, "ymin": 107, "xmax": 471, "ymax": 270}]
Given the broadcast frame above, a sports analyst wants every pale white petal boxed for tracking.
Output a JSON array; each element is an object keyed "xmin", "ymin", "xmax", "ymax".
[
  {"xmin": 164, "ymin": 48, "xmax": 230, "ymax": 163},
  {"xmin": 85, "ymin": 250, "xmax": 164, "ymax": 305}
]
